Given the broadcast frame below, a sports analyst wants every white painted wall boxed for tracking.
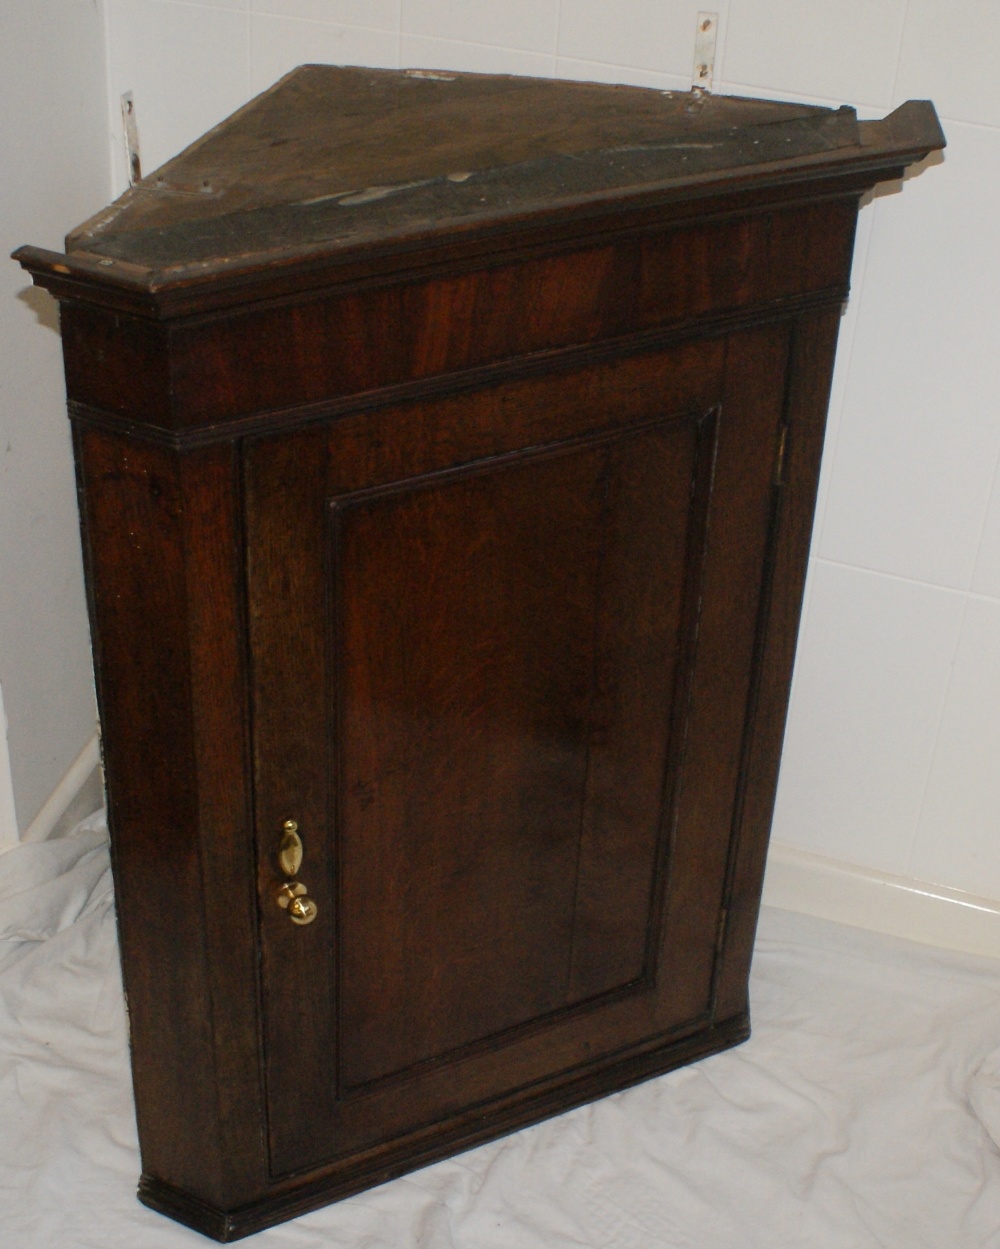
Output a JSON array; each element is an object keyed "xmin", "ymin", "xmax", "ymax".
[
  {"xmin": 10, "ymin": 2, "xmax": 1000, "ymax": 916},
  {"xmin": 0, "ymin": 0, "xmax": 110, "ymax": 839}
]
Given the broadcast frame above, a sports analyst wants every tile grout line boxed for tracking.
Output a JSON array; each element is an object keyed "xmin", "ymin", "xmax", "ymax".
[
  {"xmin": 779, "ymin": 553, "xmax": 819, "ymax": 729},
  {"xmin": 964, "ymin": 443, "xmax": 1000, "ymax": 602},
  {"xmin": 714, "ymin": 77, "xmax": 893, "ymax": 115},
  {"xmin": 888, "ymin": 0, "xmax": 912, "ymax": 105},
  {"xmin": 99, "ymin": 0, "xmax": 120, "ymax": 198},
  {"xmin": 905, "ymin": 349, "xmax": 1000, "ymax": 877},
  {"xmin": 817, "ymin": 556, "xmax": 1000, "ymax": 615},
  {"xmin": 713, "ymin": 0, "xmax": 731, "ymax": 88},
  {"xmin": 235, "ymin": 4, "xmax": 406, "ymax": 41},
  {"xmin": 396, "ymin": 32, "xmax": 563, "ymax": 65},
  {"xmin": 904, "ymin": 590, "xmax": 970, "ymax": 881},
  {"xmin": 813, "ymin": 555, "xmax": 981, "ymax": 600},
  {"xmin": 810, "ymin": 201, "xmax": 880, "ymax": 553},
  {"xmin": 246, "ymin": 0, "xmax": 253, "ymax": 100}
]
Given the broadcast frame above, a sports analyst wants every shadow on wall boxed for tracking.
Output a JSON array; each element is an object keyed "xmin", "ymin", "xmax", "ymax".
[
  {"xmin": 864, "ymin": 144, "xmax": 946, "ymax": 209},
  {"xmin": 16, "ymin": 285, "xmax": 59, "ymax": 335}
]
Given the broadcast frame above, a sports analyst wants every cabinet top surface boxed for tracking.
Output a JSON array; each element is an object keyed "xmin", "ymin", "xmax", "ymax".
[{"xmin": 15, "ymin": 66, "xmax": 942, "ymax": 315}]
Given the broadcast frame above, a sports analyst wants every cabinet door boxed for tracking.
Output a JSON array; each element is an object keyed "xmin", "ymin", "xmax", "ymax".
[{"xmin": 245, "ymin": 327, "xmax": 789, "ymax": 1179}]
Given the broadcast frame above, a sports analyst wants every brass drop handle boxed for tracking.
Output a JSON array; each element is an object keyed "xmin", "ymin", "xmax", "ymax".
[{"xmin": 276, "ymin": 820, "xmax": 318, "ymax": 926}]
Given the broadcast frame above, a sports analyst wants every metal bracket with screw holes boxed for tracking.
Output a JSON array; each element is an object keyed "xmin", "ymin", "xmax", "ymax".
[
  {"xmin": 692, "ymin": 13, "xmax": 719, "ymax": 93},
  {"xmin": 121, "ymin": 91, "xmax": 142, "ymax": 186}
]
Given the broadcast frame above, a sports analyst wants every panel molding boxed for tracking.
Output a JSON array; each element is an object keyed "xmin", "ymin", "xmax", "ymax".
[
  {"xmin": 327, "ymin": 407, "xmax": 718, "ymax": 1098},
  {"xmin": 326, "ymin": 404, "xmax": 714, "ymax": 509}
]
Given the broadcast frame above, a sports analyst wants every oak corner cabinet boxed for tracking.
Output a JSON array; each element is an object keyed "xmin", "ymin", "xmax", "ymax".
[{"xmin": 15, "ymin": 67, "xmax": 942, "ymax": 1241}]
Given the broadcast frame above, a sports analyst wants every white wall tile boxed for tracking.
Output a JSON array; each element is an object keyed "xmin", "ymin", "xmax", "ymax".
[
  {"xmin": 162, "ymin": 0, "xmax": 248, "ymax": 10},
  {"xmin": 808, "ymin": 202, "xmax": 876, "ymax": 542},
  {"xmin": 971, "ymin": 466, "xmax": 1000, "ymax": 598},
  {"xmin": 818, "ymin": 122, "xmax": 1000, "ymax": 589},
  {"xmin": 896, "ymin": 0, "xmax": 1000, "ymax": 129},
  {"xmin": 555, "ymin": 58, "xmax": 691, "ymax": 92},
  {"xmin": 713, "ymin": 80, "xmax": 891, "ymax": 117},
  {"xmin": 557, "ymin": 0, "xmax": 721, "ymax": 79},
  {"xmin": 723, "ymin": 0, "xmax": 906, "ymax": 108},
  {"xmin": 911, "ymin": 597, "xmax": 1000, "ymax": 896},
  {"xmin": 251, "ymin": 15, "xmax": 398, "ymax": 95},
  {"xmin": 400, "ymin": 35, "xmax": 555, "ymax": 78},
  {"xmin": 1, "ymin": 0, "xmax": 108, "ymax": 832},
  {"xmin": 402, "ymin": 0, "xmax": 558, "ymax": 56},
  {"xmin": 251, "ymin": 0, "xmax": 397, "ymax": 32},
  {"xmin": 108, "ymin": 0, "xmax": 251, "ymax": 181},
  {"xmin": 771, "ymin": 561, "xmax": 964, "ymax": 876}
]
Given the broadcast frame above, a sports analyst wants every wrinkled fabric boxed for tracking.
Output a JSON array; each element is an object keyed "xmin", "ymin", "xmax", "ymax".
[{"xmin": 3, "ymin": 818, "xmax": 1000, "ymax": 1248}]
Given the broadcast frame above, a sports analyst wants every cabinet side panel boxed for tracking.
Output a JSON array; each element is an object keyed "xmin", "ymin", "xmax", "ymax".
[
  {"xmin": 74, "ymin": 429, "xmax": 224, "ymax": 1201},
  {"xmin": 176, "ymin": 443, "xmax": 267, "ymax": 1203},
  {"xmin": 714, "ymin": 308, "xmax": 843, "ymax": 1020},
  {"xmin": 651, "ymin": 322, "xmax": 793, "ymax": 1025}
]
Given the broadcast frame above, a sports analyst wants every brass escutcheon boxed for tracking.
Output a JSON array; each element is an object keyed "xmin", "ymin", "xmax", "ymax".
[{"xmin": 278, "ymin": 819, "xmax": 303, "ymax": 878}]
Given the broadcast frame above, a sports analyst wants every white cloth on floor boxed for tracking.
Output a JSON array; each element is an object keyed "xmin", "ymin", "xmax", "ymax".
[{"xmin": 3, "ymin": 818, "xmax": 1000, "ymax": 1248}]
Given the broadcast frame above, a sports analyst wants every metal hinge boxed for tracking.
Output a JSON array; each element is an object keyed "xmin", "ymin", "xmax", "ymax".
[
  {"xmin": 714, "ymin": 905, "xmax": 729, "ymax": 958},
  {"xmin": 121, "ymin": 91, "xmax": 142, "ymax": 186},
  {"xmin": 773, "ymin": 425, "xmax": 788, "ymax": 486},
  {"xmin": 692, "ymin": 13, "xmax": 719, "ymax": 92}
]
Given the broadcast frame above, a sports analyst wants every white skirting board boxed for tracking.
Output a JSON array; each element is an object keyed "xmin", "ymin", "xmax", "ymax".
[
  {"xmin": 21, "ymin": 733, "xmax": 103, "ymax": 845},
  {"xmin": 763, "ymin": 841, "xmax": 1000, "ymax": 960},
  {"xmin": 0, "ymin": 685, "xmax": 18, "ymax": 852}
]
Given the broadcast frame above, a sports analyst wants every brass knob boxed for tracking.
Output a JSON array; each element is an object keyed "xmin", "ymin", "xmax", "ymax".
[{"xmin": 276, "ymin": 880, "xmax": 318, "ymax": 926}]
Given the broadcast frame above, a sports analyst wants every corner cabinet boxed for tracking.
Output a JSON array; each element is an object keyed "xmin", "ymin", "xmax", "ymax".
[{"xmin": 15, "ymin": 67, "xmax": 943, "ymax": 1241}]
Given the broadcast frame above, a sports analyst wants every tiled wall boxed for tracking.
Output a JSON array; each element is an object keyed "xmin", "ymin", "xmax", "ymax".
[
  {"xmin": 103, "ymin": 0, "xmax": 1000, "ymax": 899},
  {"xmin": 0, "ymin": 0, "xmax": 109, "ymax": 834}
]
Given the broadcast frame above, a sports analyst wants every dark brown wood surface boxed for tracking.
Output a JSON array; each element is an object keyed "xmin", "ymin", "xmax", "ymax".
[
  {"xmin": 12, "ymin": 68, "xmax": 944, "ymax": 1241},
  {"xmin": 56, "ymin": 198, "xmax": 857, "ymax": 437},
  {"xmin": 14, "ymin": 68, "xmax": 941, "ymax": 316},
  {"xmin": 73, "ymin": 432, "xmax": 263, "ymax": 1211},
  {"xmin": 67, "ymin": 67, "xmax": 840, "ymax": 240}
]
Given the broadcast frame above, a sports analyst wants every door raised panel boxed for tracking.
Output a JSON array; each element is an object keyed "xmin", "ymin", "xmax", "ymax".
[
  {"xmin": 334, "ymin": 413, "xmax": 710, "ymax": 1091},
  {"xmin": 245, "ymin": 333, "xmax": 783, "ymax": 1177}
]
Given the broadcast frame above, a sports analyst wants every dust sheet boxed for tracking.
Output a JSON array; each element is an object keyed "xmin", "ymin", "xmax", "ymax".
[{"xmin": 4, "ymin": 816, "xmax": 1000, "ymax": 1248}]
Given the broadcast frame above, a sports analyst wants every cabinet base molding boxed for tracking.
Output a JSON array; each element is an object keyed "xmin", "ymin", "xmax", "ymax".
[{"xmin": 138, "ymin": 1012, "xmax": 750, "ymax": 1243}]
